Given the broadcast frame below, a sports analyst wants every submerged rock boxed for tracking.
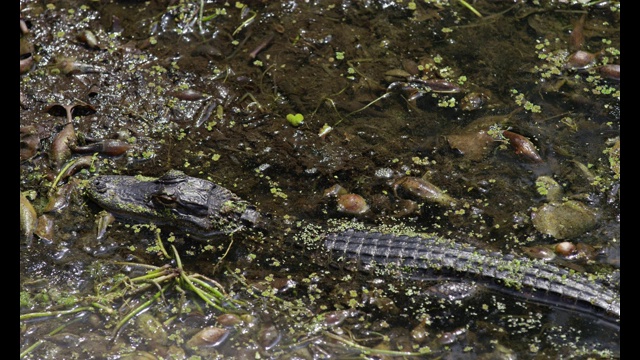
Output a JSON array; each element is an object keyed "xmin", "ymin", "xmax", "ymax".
[{"xmin": 531, "ymin": 200, "xmax": 598, "ymax": 239}]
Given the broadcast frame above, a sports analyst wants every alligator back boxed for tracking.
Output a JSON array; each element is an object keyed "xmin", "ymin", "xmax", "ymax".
[{"xmin": 325, "ymin": 229, "xmax": 620, "ymax": 319}]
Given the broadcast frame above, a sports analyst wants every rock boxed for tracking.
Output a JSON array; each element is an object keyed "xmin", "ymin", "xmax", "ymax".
[{"xmin": 531, "ymin": 200, "xmax": 598, "ymax": 239}]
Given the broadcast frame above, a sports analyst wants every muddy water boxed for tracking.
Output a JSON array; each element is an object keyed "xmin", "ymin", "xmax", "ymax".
[{"xmin": 20, "ymin": 1, "xmax": 620, "ymax": 358}]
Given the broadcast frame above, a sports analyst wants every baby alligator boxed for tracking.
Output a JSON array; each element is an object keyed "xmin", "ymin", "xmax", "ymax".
[{"xmin": 86, "ymin": 170, "xmax": 620, "ymax": 319}]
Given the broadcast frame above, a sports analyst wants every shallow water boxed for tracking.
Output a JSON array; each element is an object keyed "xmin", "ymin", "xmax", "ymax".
[{"xmin": 20, "ymin": 0, "xmax": 620, "ymax": 358}]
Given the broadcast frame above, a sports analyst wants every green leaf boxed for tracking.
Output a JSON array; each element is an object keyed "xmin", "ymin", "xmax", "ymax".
[{"xmin": 286, "ymin": 113, "xmax": 304, "ymax": 127}]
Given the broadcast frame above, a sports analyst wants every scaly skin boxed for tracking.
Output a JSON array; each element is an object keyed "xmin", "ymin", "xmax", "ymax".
[
  {"xmin": 86, "ymin": 170, "xmax": 620, "ymax": 319},
  {"xmin": 325, "ymin": 229, "xmax": 620, "ymax": 318}
]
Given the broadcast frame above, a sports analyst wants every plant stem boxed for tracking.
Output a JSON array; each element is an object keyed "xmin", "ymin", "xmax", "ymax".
[
  {"xmin": 458, "ymin": 0, "xmax": 483, "ymax": 17},
  {"xmin": 20, "ymin": 316, "xmax": 83, "ymax": 358},
  {"xmin": 113, "ymin": 285, "xmax": 168, "ymax": 337},
  {"xmin": 19, "ymin": 306, "xmax": 94, "ymax": 321}
]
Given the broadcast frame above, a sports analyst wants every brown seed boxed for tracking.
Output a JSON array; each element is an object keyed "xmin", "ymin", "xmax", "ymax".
[
  {"xmin": 77, "ymin": 30, "xmax": 99, "ymax": 49},
  {"xmin": 20, "ymin": 193, "xmax": 38, "ymax": 246},
  {"xmin": 72, "ymin": 140, "xmax": 132, "ymax": 156},
  {"xmin": 392, "ymin": 176, "xmax": 456, "ymax": 207},
  {"xmin": 422, "ymin": 78, "xmax": 462, "ymax": 94},
  {"xmin": 55, "ymin": 57, "xmax": 107, "ymax": 75},
  {"xmin": 565, "ymin": 50, "xmax": 598, "ymax": 70},
  {"xmin": 273, "ymin": 23, "xmax": 285, "ymax": 33},
  {"xmin": 337, "ymin": 193, "xmax": 370, "ymax": 215},
  {"xmin": 502, "ymin": 130, "xmax": 543, "ymax": 163},
  {"xmin": 169, "ymin": 89, "xmax": 207, "ymax": 101},
  {"xmin": 598, "ymin": 64, "xmax": 620, "ymax": 81},
  {"xmin": 522, "ymin": 245, "xmax": 556, "ymax": 261},
  {"xmin": 20, "ymin": 54, "xmax": 33, "ymax": 74},
  {"xmin": 95, "ymin": 211, "xmax": 115, "ymax": 241},
  {"xmin": 384, "ymin": 69, "xmax": 412, "ymax": 83},
  {"xmin": 20, "ymin": 18, "xmax": 30, "ymax": 34},
  {"xmin": 217, "ymin": 313, "xmax": 242, "ymax": 327},
  {"xmin": 186, "ymin": 326, "xmax": 229, "ymax": 348},
  {"xmin": 554, "ymin": 241, "xmax": 577, "ymax": 257},
  {"xmin": 50, "ymin": 123, "xmax": 77, "ymax": 171}
]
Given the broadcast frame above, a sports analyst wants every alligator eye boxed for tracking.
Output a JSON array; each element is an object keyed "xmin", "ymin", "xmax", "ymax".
[
  {"xmin": 152, "ymin": 194, "xmax": 177, "ymax": 208},
  {"xmin": 92, "ymin": 178, "xmax": 107, "ymax": 193}
]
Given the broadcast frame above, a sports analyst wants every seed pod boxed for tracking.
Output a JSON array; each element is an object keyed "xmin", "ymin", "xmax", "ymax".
[
  {"xmin": 95, "ymin": 211, "xmax": 115, "ymax": 241},
  {"xmin": 565, "ymin": 50, "xmax": 598, "ymax": 70},
  {"xmin": 50, "ymin": 123, "xmax": 77, "ymax": 171},
  {"xmin": 20, "ymin": 18, "xmax": 30, "ymax": 34},
  {"xmin": 522, "ymin": 245, "xmax": 556, "ymax": 261},
  {"xmin": 217, "ymin": 314, "xmax": 242, "ymax": 327},
  {"xmin": 554, "ymin": 241, "xmax": 577, "ymax": 257},
  {"xmin": 71, "ymin": 140, "xmax": 132, "ymax": 156},
  {"xmin": 77, "ymin": 30, "xmax": 99, "ymax": 49},
  {"xmin": 422, "ymin": 79, "xmax": 462, "ymax": 94},
  {"xmin": 337, "ymin": 193, "xmax": 370, "ymax": 215},
  {"xmin": 502, "ymin": 130, "xmax": 543, "ymax": 163},
  {"xmin": 169, "ymin": 88, "xmax": 208, "ymax": 101},
  {"xmin": 20, "ymin": 193, "xmax": 38, "ymax": 246},
  {"xmin": 392, "ymin": 176, "xmax": 456, "ymax": 207},
  {"xmin": 186, "ymin": 326, "xmax": 229, "ymax": 348},
  {"xmin": 55, "ymin": 57, "xmax": 107, "ymax": 75},
  {"xmin": 20, "ymin": 53, "xmax": 34, "ymax": 74},
  {"xmin": 598, "ymin": 64, "xmax": 620, "ymax": 81}
]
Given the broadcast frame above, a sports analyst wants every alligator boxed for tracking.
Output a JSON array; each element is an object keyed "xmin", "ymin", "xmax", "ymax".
[{"xmin": 86, "ymin": 169, "xmax": 620, "ymax": 320}]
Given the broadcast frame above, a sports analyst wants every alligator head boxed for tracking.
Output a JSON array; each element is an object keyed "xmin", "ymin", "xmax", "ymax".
[{"xmin": 86, "ymin": 169, "xmax": 259, "ymax": 238}]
